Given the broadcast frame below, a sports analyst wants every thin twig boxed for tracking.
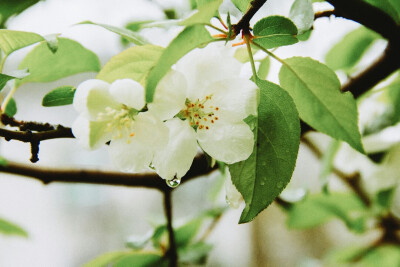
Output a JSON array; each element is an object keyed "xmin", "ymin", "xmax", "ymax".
[
  {"xmin": 314, "ymin": 10, "xmax": 335, "ymax": 20},
  {"xmin": 232, "ymin": 0, "xmax": 268, "ymax": 35},
  {"xmin": 164, "ymin": 189, "xmax": 178, "ymax": 267}
]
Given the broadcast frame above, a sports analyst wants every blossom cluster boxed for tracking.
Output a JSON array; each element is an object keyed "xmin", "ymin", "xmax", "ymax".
[{"xmin": 72, "ymin": 45, "xmax": 258, "ymax": 183}]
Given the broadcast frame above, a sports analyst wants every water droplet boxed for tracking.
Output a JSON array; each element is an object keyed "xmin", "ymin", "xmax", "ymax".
[
  {"xmin": 277, "ymin": 181, "xmax": 284, "ymax": 188},
  {"xmin": 166, "ymin": 177, "xmax": 181, "ymax": 188},
  {"xmin": 260, "ymin": 181, "xmax": 265, "ymax": 186}
]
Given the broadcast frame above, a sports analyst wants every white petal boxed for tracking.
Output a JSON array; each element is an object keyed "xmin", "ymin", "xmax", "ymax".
[
  {"xmin": 133, "ymin": 112, "xmax": 169, "ymax": 149},
  {"xmin": 176, "ymin": 45, "xmax": 243, "ymax": 100},
  {"xmin": 109, "ymin": 138, "xmax": 153, "ymax": 172},
  {"xmin": 72, "ymin": 116, "xmax": 111, "ymax": 149},
  {"xmin": 73, "ymin": 79, "xmax": 119, "ymax": 120},
  {"xmin": 148, "ymin": 70, "xmax": 187, "ymax": 120},
  {"xmin": 197, "ymin": 121, "xmax": 254, "ymax": 163},
  {"xmin": 205, "ymin": 78, "xmax": 258, "ymax": 121},
  {"xmin": 109, "ymin": 79, "xmax": 145, "ymax": 110},
  {"xmin": 153, "ymin": 118, "xmax": 197, "ymax": 180},
  {"xmin": 225, "ymin": 168, "xmax": 242, "ymax": 209}
]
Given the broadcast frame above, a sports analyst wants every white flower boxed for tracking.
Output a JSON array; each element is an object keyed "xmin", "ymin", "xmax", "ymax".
[
  {"xmin": 225, "ymin": 168, "xmax": 242, "ymax": 209},
  {"xmin": 72, "ymin": 79, "xmax": 168, "ymax": 172},
  {"xmin": 150, "ymin": 45, "xmax": 258, "ymax": 180}
]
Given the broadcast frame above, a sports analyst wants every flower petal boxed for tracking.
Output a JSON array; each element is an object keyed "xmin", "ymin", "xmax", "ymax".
[
  {"xmin": 197, "ymin": 120, "xmax": 254, "ymax": 164},
  {"xmin": 72, "ymin": 116, "xmax": 111, "ymax": 149},
  {"xmin": 109, "ymin": 138, "xmax": 153, "ymax": 172},
  {"xmin": 176, "ymin": 45, "xmax": 243, "ymax": 100},
  {"xmin": 109, "ymin": 79, "xmax": 145, "ymax": 110},
  {"xmin": 153, "ymin": 118, "xmax": 197, "ymax": 180},
  {"xmin": 73, "ymin": 79, "xmax": 119, "ymax": 120},
  {"xmin": 148, "ymin": 70, "xmax": 187, "ymax": 120},
  {"xmin": 225, "ymin": 168, "xmax": 242, "ymax": 209},
  {"xmin": 133, "ymin": 112, "xmax": 169, "ymax": 149}
]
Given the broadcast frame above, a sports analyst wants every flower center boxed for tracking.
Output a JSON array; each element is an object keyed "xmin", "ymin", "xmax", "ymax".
[
  {"xmin": 181, "ymin": 95, "xmax": 220, "ymax": 131},
  {"xmin": 97, "ymin": 105, "xmax": 137, "ymax": 143}
]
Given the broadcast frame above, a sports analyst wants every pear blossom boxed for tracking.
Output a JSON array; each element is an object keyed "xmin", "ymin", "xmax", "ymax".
[
  {"xmin": 151, "ymin": 45, "xmax": 258, "ymax": 180},
  {"xmin": 72, "ymin": 78, "xmax": 168, "ymax": 172}
]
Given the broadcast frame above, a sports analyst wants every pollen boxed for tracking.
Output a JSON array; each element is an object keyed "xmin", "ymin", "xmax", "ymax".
[
  {"xmin": 130, "ymin": 133, "xmax": 135, "ymax": 137},
  {"xmin": 181, "ymin": 95, "xmax": 220, "ymax": 131}
]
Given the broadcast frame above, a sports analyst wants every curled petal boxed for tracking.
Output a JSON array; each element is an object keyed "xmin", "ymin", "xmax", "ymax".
[
  {"xmin": 148, "ymin": 70, "xmax": 187, "ymax": 120},
  {"xmin": 73, "ymin": 79, "xmax": 119, "ymax": 120},
  {"xmin": 109, "ymin": 79, "xmax": 145, "ymax": 110},
  {"xmin": 153, "ymin": 118, "xmax": 197, "ymax": 180},
  {"xmin": 72, "ymin": 116, "xmax": 111, "ymax": 149},
  {"xmin": 225, "ymin": 168, "xmax": 242, "ymax": 209},
  {"xmin": 197, "ymin": 121, "xmax": 254, "ymax": 164}
]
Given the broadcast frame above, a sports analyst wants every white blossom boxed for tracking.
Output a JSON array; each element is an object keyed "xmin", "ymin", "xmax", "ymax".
[
  {"xmin": 72, "ymin": 79, "xmax": 168, "ymax": 172},
  {"xmin": 151, "ymin": 45, "xmax": 258, "ymax": 180}
]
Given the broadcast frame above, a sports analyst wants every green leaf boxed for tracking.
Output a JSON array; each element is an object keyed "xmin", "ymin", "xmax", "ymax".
[
  {"xmin": 287, "ymin": 192, "xmax": 367, "ymax": 229},
  {"xmin": 252, "ymin": 16, "xmax": 298, "ymax": 49},
  {"xmin": 375, "ymin": 187, "xmax": 396, "ymax": 209},
  {"xmin": 175, "ymin": 219, "xmax": 203, "ymax": 247},
  {"xmin": 289, "ymin": 0, "xmax": 314, "ymax": 34},
  {"xmin": 230, "ymin": 79, "xmax": 300, "ymax": 223},
  {"xmin": 319, "ymin": 139, "xmax": 340, "ymax": 185},
  {"xmin": 114, "ymin": 252, "xmax": 165, "ymax": 267},
  {"xmin": 0, "ymin": 156, "xmax": 7, "ymax": 166},
  {"xmin": 325, "ymin": 27, "xmax": 381, "ymax": 72},
  {"xmin": 42, "ymin": 86, "xmax": 76, "ymax": 107},
  {"xmin": 18, "ymin": 38, "xmax": 100, "ymax": 86},
  {"xmin": 4, "ymin": 98, "xmax": 17, "ymax": 117},
  {"xmin": 82, "ymin": 251, "xmax": 130, "ymax": 267},
  {"xmin": 363, "ymin": 0, "xmax": 400, "ymax": 24},
  {"xmin": 179, "ymin": 242, "xmax": 213, "ymax": 264},
  {"xmin": 359, "ymin": 245, "xmax": 400, "ymax": 266},
  {"xmin": 97, "ymin": 45, "xmax": 163, "ymax": 85},
  {"xmin": 0, "ymin": 73, "xmax": 15, "ymax": 91},
  {"xmin": 0, "ymin": 29, "xmax": 44, "ymax": 55},
  {"xmin": 257, "ymin": 56, "xmax": 270, "ymax": 80},
  {"xmin": 0, "ymin": 217, "xmax": 28, "ymax": 237},
  {"xmin": 279, "ymin": 57, "xmax": 364, "ymax": 153},
  {"xmin": 325, "ymin": 245, "xmax": 372, "ymax": 265},
  {"xmin": 231, "ymin": 0, "xmax": 251, "ymax": 13},
  {"xmin": 145, "ymin": 25, "xmax": 214, "ymax": 102},
  {"xmin": 179, "ymin": 0, "xmax": 222, "ymax": 26},
  {"xmin": 79, "ymin": 21, "xmax": 148, "ymax": 45},
  {"xmin": 0, "ymin": 0, "xmax": 40, "ymax": 27}
]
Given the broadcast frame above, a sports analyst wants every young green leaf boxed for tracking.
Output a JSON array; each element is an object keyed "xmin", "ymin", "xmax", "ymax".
[
  {"xmin": 289, "ymin": 0, "xmax": 314, "ymax": 34},
  {"xmin": 179, "ymin": 242, "xmax": 213, "ymax": 264},
  {"xmin": 0, "ymin": 156, "xmax": 7, "ymax": 166},
  {"xmin": 325, "ymin": 27, "xmax": 381, "ymax": 72},
  {"xmin": 82, "ymin": 251, "xmax": 130, "ymax": 267},
  {"xmin": 179, "ymin": 0, "xmax": 222, "ymax": 26},
  {"xmin": 359, "ymin": 245, "xmax": 400, "ymax": 266},
  {"xmin": 4, "ymin": 98, "xmax": 17, "ymax": 117},
  {"xmin": 175, "ymin": 219, "xmax": 203, "ymax": 247},
  {"xmin": 0, "ymin": 29, "xmax": 44, "ymax": 55},
  {"xmin": 42, "ymin": 86, "xmax": 76, "ymax": 107},
  {"xmin": 252, "ymin": 16, "xmax": 298, "ymax": 49},
  {"xmin": 0, "ymin": 217, "xmax": 28, "ymax": 237},
  {"xmin": 230, "ymin": 79, "xmax": 300, "ymax": 223},
  {"xmin": 145, "ymin": 25, "xmax": 214, "ymax": 102},
  {"xmin": 114, "ymin": 252, "xmax": 165, "ymax": 267},
  {"xmin": 97, "ymin": 45, "xmax": 163, "ymax": 84},
  {"xmin": 287, "ymin": 192, "xmax": 367, "ymax": 229},
  {"xmin": 279, "ymin": 57, "xmax": 364, "ymax": 153},
  {"xmin": 17, "ymin": 38, "xmax": 100, "ymax": 86},
  {"xmin": 79, "ymin": 21, "xmax": 148, "ymax": 45},
  {"xmin": 231, "ymin": 0, "xmax": 251, "ymax": 13},
  {"xmin": 257, "ymin": 56, "xmax": 270, "ymax": 80},
  {"xmin": 0, "ymin": 73, "xmax": 15, "ymax": 91}
]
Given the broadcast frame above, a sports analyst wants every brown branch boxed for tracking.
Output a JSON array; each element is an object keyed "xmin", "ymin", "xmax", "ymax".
[
  {"xmin": 0, "ymin": 155, "xmax": 216, "ymax": 191},
  {"xmin": 232, "ymin": 0, "xmax": 268, "ymax": 35},
  {"xmin": 314, "ymin": 10, "xmax": 335, "ymax": 20},
  {"xmin": 164, "ymin": 190, "xmax": 178, "ymax": 267},
  {"xmin": 341, "ymin": 43, "xmax": 400, "ymax": 98}
]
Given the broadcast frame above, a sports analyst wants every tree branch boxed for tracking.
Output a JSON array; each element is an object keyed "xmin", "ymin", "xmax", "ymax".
[
  {"xmin": 232, "ymin": 0, "xmax": 268, "ymax": 35},
  {"xmin": 164, "ymin": 190, "xmax": 178, "ymax": 267},
  {"xmin": 0, "ymin": 155, "xmax": 216, "ymax": 191}
]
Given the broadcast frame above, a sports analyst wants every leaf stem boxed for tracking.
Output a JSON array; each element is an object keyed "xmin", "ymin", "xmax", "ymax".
[
  {"xmin": 205, "ymin": 23, "xmax": 227, "ymax": 34},
  {"xmin": 252, "ymin": 42, "xmax": 286, "ymax": 65},
  {"xmin": 0, "ymin": 54, "xmax": 7, "ymax": 73},
  {"xmin": 244, "ymin": 35, "xmax": 257, "ymax": 82}
]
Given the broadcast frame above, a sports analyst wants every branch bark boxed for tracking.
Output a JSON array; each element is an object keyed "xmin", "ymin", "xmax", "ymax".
[
  {"xmin": 0, "ymin": 155, "xmax": 216, "ymax": 191},
  {"xmin": 164, "ymin": 190, "xmax": 178, "ymax": 267},
  {"xmin": 232, "ymin": 0, "xmax": 268, "ymax": 35}
]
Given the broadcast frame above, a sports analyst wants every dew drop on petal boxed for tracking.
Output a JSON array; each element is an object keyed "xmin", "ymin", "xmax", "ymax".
[
  {"xmin": 260, "ymin": 181, "xmax": 265, "ymax": 186},
  {"xmin": 225, "ymin": 195, "xmax": 231, "ymax": 205},
  {"xmin": 166, "ymin": 177, "xmax": 181, "ymax": 188}
]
